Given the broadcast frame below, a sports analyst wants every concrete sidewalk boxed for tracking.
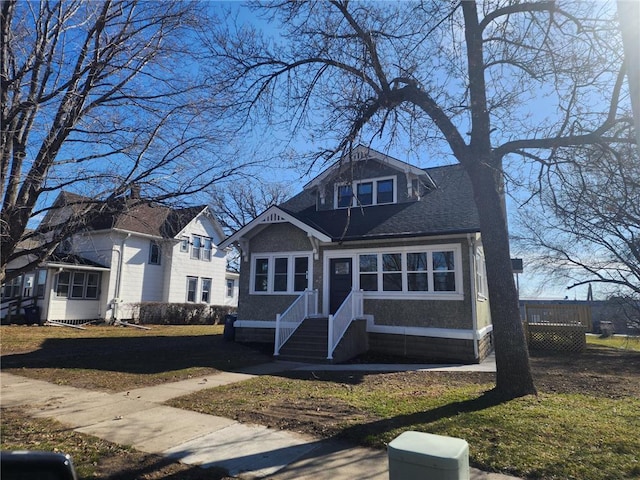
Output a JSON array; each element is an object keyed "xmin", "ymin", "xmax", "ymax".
[{"xmin": 1, "ymin": 357, "xmax": 520, "ymax": 479}]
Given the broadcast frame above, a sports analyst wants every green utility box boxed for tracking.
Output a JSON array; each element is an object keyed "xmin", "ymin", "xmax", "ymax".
[{"xmin": 388, "ymin": 431, "xmax": 469, "ymax": 480}]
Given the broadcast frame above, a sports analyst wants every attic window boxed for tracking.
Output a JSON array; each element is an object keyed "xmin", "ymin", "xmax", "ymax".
[
  {"xmin": 335, "ymin": 176, "xmax": 396, "ymax": 208},
  {"xmin": 337, "ymin": 185, "xmax": 352, "ymax": 208}
]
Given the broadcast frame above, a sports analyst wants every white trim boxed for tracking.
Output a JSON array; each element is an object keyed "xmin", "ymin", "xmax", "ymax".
[
  {"xmin": 250, "ymin": 252, "xmax": 313, "ymax": 295},
  {"xmin": 334, "ymin": 175, "xmax": 397, "ymax": 208},
  {"xmin": 45, "ymin": 263, "xmax": 110, "ymax": 272},
  {"xmin": 304, "ymin": 145, "xmax": 435, "ymax": 190},
  {"xmin": 219, "ymin": 206, "xmax": 331, "ymax": 250},
  {"xmin": 322, "ymin": 244, "xmax": 464, "ymax": 314},
  {"xmin": 233, "ymin": 319, "xmax": 494, "ymax": 341},
  {"xmin": 235, "ymin": 320, "xmax": 277, "ymax": 329}
]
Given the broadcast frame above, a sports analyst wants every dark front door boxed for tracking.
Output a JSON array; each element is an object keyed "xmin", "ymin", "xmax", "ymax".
[{"xmin": 329, "ymin": 258, "xmax": 352, "ymax": 314}]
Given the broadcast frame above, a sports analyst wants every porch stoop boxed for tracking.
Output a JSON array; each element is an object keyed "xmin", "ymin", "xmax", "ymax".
[{"xmin": 276, "ymin": 317, "xmax": 368, "ymax": 364}]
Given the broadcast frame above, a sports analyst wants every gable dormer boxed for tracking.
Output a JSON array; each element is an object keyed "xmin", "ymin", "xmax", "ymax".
[{"xmin": 304, "ymin": 145, "xmax": 436, "ymax": 211}]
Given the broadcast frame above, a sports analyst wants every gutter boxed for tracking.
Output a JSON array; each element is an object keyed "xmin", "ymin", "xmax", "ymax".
[{"xmin": 468, "ymin": 233, "xmax": 479, "ymax": 360}]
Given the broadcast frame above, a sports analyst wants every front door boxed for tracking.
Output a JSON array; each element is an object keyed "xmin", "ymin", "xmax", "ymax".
[{"xmin": 329, "ymin": 258, "xmax": 352, "ymax": 314}]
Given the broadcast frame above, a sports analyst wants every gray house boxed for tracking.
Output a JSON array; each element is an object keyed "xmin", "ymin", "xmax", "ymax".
[{"xmin": 220, "ymin": 146, "xmax": 493, "ymax": 363}]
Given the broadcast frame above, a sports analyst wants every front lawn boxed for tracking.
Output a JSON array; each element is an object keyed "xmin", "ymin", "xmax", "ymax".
[
  {"xmin": 0, "ymin": 325, "xmax": 272, "ymax": 391},
  {"xmin": 168, "ymin": 346, "xmax": 640, "ymax": 480}
]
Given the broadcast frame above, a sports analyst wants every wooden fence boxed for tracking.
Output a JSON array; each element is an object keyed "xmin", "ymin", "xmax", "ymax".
[{"xmin": 523, "ymin": 303, "xmax": 592, "ymax": 353}]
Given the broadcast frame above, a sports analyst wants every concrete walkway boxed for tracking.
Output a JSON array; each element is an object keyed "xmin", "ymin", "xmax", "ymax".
[{"xmin": 1, "ymin": 355, "xmax": 520, "ymax": 479}]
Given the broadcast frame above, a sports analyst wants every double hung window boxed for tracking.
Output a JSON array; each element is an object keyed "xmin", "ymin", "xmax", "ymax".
[
  {"xmin": 354, "ymin": 247, "xmax": 460, "ymax": 295},
  {"xmin": 1, "ymin": 275, "xmax": 23, "ymax": 299},
  {"xmin": 149, "ymin": 242, "xmax": 161, "ymax": 265},
  {"xmin": 251, "ymin": 254, "xmax": 311, "ymax": 294},
  {"xmin": 191, "ymin": 237, "xmax": 201, "ymax": 260},
  {"xmin": 36, "ymin": 270, "xmax": 47, "ymax": 298},
  {"xmin": 202, "ymin": 238, "xmax": 212, "ymax": 261},
  {"xmin": 55, "ymin": 272, "xmax": 70, "ymax": 297},
  {"xmin": 56, "ymin": 271, "xmax": 100, "ymax": 299},
  {"xmin": 190, "ymin": 235, "xmax": 213, "ymax": 261},
  {"xmin": 201, "ymin": 278, "xmax": 212, "ymax": 303},
  {"xmin": 336, "ymin": 176, "xmax": 396, "ymax": 208},
  {"xmin": 337, "ymin": 185, "xmax": 352, "ymax": 208},
  {"xmin": 186, "ymin": 277, "xmax": 198, "ymax": 302}
]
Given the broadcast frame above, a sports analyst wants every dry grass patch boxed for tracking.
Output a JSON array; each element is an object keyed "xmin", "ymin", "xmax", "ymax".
[
  {"xmin": 0, "ymin": 407, "xmax": 231, "ymax": 479},
  {"xmin": 1, "ymin": 325, "xmax": 272, "ymax": 391}
]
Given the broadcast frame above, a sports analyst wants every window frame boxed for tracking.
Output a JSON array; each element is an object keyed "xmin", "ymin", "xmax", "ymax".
[
  {"xmin": 186, "ymin": 276, "xmax": 198, "ymax": 302},
  {"xmin": 325, "ymin": 244, "xmax": 463, "ymax": 302},
  {"xmin": 36, "ymin": 269, "xmax": 47, "ymax": 298},
  {"xmin": 334, "ymin": 176, "xmax": 397, "ymax": 209},
  {"xmin": 180, "ymin": 236, "xmax": 189, "ymax": 253},
  {"xmin": 475, "ymin": 247, "xmax": 488, "ymax": 301},
  {"xmin": 55, "ymin": 271, "xmax": 100, "ymax": 300},
  {"xmin": 149, "ymin": 241, "xmax": 161, "ymax": 265},
  {"xmin": 201, "ymin": 277, "xmax": 212, "ymax": 303},
  {"xmin": 250, "ymin": 253, "xmax": 313, "ymax": 295},
  {"xmin": 55, "ymin": 272, "xmax": 71, "ymax": 298},
  {"xmin": 226, "ymin": 279, "xmax": 235, "ymax": 297}
]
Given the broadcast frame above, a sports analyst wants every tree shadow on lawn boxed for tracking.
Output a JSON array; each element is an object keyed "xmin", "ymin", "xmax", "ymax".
[
  {"xmin": 0, "ymin": 335, "xmax": 274, "ymax": 374},
  {"xmin": 334, "ymin": 388, "xmax": 509, "ymax": 446}
]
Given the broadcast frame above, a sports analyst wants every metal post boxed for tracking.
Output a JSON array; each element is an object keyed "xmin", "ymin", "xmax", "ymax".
[
  {"xmin": 327, "ymin": 314, "xmax": 334, "ymax": 360},
  {"xmin": 274, "ymin": 313, "xmax": 281, "ymax": 356}
]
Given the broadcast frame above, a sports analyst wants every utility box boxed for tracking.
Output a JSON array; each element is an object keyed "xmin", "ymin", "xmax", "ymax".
[{"xmin": 388, "ymin": 431, "xmax": 469, "ymax": 480}]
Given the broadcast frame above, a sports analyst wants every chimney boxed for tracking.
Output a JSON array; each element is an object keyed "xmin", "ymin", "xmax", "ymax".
[{"xmin": 129, "ymin": 184, "xmax": 141, "ymax": 199}]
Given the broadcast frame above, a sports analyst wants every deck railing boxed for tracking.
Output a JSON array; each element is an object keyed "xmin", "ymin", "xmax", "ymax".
[
  {"xmin": 274, "ymin": 289, "xmax": 318, "ymax": 356},
  {"xmin": 523, "ymin": 303, "xmax": 592, "ymax": 352},
  {"xmin": 327, "ymin": 289, "xmax": 363, "ymax": 360}
]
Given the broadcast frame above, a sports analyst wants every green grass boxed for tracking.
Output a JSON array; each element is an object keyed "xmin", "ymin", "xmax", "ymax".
[
  {"xmin": 1, "ymin": 408, "xmax": 230, "ymax": 479},
  {"xmin": 587, "ymin": 334, "xmax": 640, "ymax": 351},
  {"xmin": 0, "ymin": 325, "xmax": 272, "ymax": 391},
  {"xmin": 169, "ymin": 373, "xmax": 640, "ymax": 480},
  {"xmin": 0, "ymin": 324, "xmax": 223, "ymax": 353}
]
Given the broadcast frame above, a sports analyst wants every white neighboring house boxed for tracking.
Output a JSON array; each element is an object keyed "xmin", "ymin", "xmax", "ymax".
[{"xmin": 1, "ymin": 191, "xmax": 238, "ymax": 324}]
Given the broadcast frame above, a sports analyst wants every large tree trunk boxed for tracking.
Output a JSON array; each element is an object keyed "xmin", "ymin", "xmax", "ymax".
[{"xmin": 468, "ymin": 157, "xmax": 537, "ymax": 398}]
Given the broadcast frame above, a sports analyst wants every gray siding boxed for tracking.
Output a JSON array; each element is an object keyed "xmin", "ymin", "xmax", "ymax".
[
  {"xmin": 320, "ymin": 236, "xmax": 474, "ymax": 330},
  {"xmin": 237, "ymin": 223, "xmax": 315, "ymax": 322},
  {"xmin": 317, "ymin": 159, "xmax": 412, "ymax": 211}
]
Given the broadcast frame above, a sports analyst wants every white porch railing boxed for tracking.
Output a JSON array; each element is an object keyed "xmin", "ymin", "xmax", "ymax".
[
  {"xmin": 327, "ymin": 289, "xmax": 363, "ymax": 360},
  {"xmin": 274, "ymin": 289, "xmax": 318, "ymax": 356}
]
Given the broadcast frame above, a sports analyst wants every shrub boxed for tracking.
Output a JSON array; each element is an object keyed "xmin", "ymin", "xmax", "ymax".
[{"xmin": 133, "ymin": 302, "xmax": 235, "ymax": 325}]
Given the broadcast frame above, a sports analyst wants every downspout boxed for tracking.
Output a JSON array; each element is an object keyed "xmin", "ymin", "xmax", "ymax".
[
  {"xmin": 112, "ymin": 233, "xmax": 130, "ymax": 321},
  {"xmin": 468, "ymin": 234, "xmax": 479, "ymax": 360}
]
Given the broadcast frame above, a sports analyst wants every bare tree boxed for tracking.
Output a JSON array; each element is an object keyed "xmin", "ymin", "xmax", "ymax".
[
  {"xmin": 202, "ymin": 1, "xmax": 633, "ymax": 398},
  {"xmin": 210, "ymin": 179, "xmax": 290, "ymax": 271},
  {"xmin": 1, "ymin": 0, "xmax": 249, "ymax": 283},
  {"xmin": 516, "ymin": 141, "xmax": 640, "ymax": 300},
  {"xmin": 210, "ymin": 179, "xmax": 291, "ymax": 234}
]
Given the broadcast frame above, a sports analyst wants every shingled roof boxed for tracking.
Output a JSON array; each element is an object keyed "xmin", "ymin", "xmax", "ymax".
[
  {"xmin": 280, "ymin": 163, "xmax": 480, "ymax": 241},
  {"xmin": 41, "ymin": 192, "xmax": 207, "ymax": 239}
]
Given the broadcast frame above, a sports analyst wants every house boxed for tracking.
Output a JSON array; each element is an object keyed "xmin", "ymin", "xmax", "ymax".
[
  {"xmin": 1, "ymin": 190, "xmax": 238, "ymax": 324},
  {"xmin": 219, "ymin": 145, "xmax": 493, "ymax": 363}
]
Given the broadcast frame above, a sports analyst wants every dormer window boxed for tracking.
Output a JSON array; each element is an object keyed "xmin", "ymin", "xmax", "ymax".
[
  {"xmin": 335, "ymin": 176, "xmax": 396, "ymax": 208},
  {"xmin": 337, "ymin": 185, "xmax": 352, "ymax": 208}
]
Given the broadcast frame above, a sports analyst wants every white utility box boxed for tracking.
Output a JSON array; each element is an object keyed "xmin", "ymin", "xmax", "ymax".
[{"xmin": 387, "ymin": 431, "xmax": 469, "ymax": 480}]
